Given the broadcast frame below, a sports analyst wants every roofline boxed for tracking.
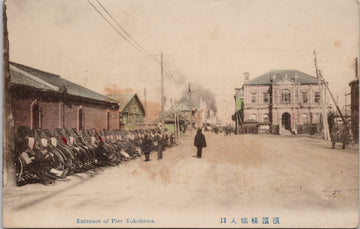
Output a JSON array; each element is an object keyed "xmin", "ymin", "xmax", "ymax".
[
  {"xmin": 11, "ymin": 83, "xmax": 119, "ymax": 108},
  {"xmin": 10, "ymin": 61, "xmax": 118, "ymax": 105},
  {"xmin": 59, "ymin": 77, "xmax": 118, "ymax": 103},
  {"xmin": 10, "ymin": 61, "xmax": 61, "ymax": 78},
  {"xmin": 243, "ymin": 69, "xmax": 319, "ymax": 86},
  {"xmin": 119, "ymin": 93, "xmax": 146, "ymax": 115}
]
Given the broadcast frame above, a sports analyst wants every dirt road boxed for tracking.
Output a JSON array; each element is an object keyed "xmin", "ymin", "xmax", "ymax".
[{"xmin": 3, "ymin": 133, "xmax": 359, "ymax": 228}]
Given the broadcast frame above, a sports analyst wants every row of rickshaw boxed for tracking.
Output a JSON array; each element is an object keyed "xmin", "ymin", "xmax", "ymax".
[{"xmin": 14, "ymin": 126, "xmax": 175, "ymax": 186}]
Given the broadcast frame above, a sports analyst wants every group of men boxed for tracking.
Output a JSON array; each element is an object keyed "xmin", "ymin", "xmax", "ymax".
[
  {"xmin": 141, "ymin": 130, "xmax": 169, "ymax": 161},
  {"xmin": 141, "ymin": 128, "xmax": 207, "ymax": 161}
]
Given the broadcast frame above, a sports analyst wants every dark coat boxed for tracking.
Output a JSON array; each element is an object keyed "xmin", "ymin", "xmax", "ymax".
[
  {"xmin": 141, "ymin": 137, "xmax": 153, "ymax": 153},
  {"xmin": 160, "ymin": 135, "xmax": 168, "ymax": 147},
  {"xmin": 194, "ymin": 130, "xmax": 207, "ymax": 148}
]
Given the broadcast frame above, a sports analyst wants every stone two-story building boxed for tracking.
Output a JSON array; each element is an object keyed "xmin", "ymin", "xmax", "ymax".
[{"xmin": 243, "ymin": 70, "xmax": 322, "ymax": 133}]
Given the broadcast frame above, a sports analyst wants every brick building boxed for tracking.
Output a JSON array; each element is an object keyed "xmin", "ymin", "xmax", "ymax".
[
  {"xmin": 242, "ymin": 70, "xmax": 322, "ymax": 133},
  {"xmin": 10, "ymin": 62, "xmax": 120, "ymax": 131}
]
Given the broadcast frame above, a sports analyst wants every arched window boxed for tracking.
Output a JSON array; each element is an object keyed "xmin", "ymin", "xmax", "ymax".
[
  {"xmin": 314, "ymin": 92, "xmax": 321, "ymax": 103},
  {"xmin": 263, "ymin": 92, "xmax": 269, "ymax": 103},
  {"xmin": 249, "ymin": 113, "xmax": 257, "ymax": 121},
  {"xmin": 32, "ymin": 103, "xmax": 40, "ymax": 128},
  {"xmin": 281, "ymin": 89, "xmax": 291, "ymax": 104},
  {"xmin": 106, "ymin": 111, "xmax": 110, "ymax": 130},
  {"xmin": 263, "ymin": 114, "xmax": 269, "ymax": 122},
  {"xmin": 302, "ymin": 114, "xmax": 308, "ymax": 124},
  {"xmin": 251, "ymin": 93, "xmax": 257, "ymax": 104},
  {"xmin": 78, "ymin": 108, "xmax": 84, "ymax": 130}
]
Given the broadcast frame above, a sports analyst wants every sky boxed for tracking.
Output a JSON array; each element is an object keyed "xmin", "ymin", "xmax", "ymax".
[{"xmin": 6, "ymin": 0, "xmax": 359, "ymax": 124}]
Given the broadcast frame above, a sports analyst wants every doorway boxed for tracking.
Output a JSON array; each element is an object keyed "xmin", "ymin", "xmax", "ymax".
[
  {"xmin": 282, "ymin": 112, "xmax": 291, "ymax": 130},
  {"xmin": 32, "ymin": 103, "xmax": 40, "ymax": 128}
]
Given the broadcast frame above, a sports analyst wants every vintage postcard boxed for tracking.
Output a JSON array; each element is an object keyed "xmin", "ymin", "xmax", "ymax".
[{"xmin": 2, "ymin": 0, "xmax": 359, "ymax": 228}]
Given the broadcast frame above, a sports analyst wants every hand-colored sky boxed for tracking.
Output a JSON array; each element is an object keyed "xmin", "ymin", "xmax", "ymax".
[{"xmin": 7, "ymin": 0, "xmax": 359, "ymax": 123}]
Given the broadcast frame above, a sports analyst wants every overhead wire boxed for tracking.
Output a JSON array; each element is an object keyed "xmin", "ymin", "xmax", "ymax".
[
  {"xmin": 87, "ymin": 0, "xmax": 181, "ymax": 88},
  {"xmin": 86, "ymin": 0, "xmax": 159, "ymax": 65},
  {"xmin": 163, "ymin": 64, "xmax": 179, "ymax": 85},
  {"xmin": 95, "ymin": 0, "xmax": 160, "ymax": 64}
]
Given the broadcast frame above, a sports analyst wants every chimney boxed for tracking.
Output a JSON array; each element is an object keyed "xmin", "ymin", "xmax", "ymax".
[{"xmin": 244, "ymin": 72, "xmax": 250, "ymax": 84}]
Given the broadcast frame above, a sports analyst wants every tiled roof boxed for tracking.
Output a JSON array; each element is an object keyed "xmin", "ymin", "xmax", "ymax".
[
  {"xmin": 244, "ymin": 70, "xmax": 319, "ymax": 85},
  {"xmin": 10, "ymin": 62, "xmax": 117, "ymax": 104}
]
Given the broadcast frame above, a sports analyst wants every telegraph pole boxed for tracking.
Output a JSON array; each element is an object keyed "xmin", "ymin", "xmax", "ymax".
[
  {"xmin": 144, "ymin": 88, "xmax": 148, "ymax": 128},
  {"xmin": 344, "ymin": 88, "xmax": 347, "ymax": 117},
  {"xmin": 3, "ymin": 3, "xmax": 15, "ymax": 187},
  {"xmin": 356, "ymin": 57, "xmax": 359, "ymax": 79},
  {"xmin": 177, "ymin": 112, "xmax": 180, "ymax": 139},
  {"xmin": 160, "ymin": 52, "xmax": 164, "ymax": 130},
  {"xmin": 313, "ymin": 50, "xmax": 330, "ymax": 140},
  {"xmin": 269, "ymin": 78, "xmax": 273, "ymax": 126},
  {"xmin": 188, "ymin": 83, "xmax": 194, "ymax": 135},
  {"xmin": 234, "ymin": 94, "xmax": 238, "ymax": 134}
]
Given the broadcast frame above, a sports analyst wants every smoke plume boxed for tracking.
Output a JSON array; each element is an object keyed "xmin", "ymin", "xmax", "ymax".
[{"xmin": 184, "ymin": 83, "xmax": 217, "ymax": 113}]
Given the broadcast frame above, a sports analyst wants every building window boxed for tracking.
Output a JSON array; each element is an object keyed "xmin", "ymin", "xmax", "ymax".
[
  {"xmin": 123, "ymin": 115, "xmax": 128, "ymax": 125},
  {"xmin": 106, "ymin": 111, "xmax": 110, "ymax": 130},
  {"xmin": 263, "ymin": 114, "xmax": 269, "ymax": 122},
  {"xmin": 312, "ymin": 113, "xmax": 319, "ymax": 123},
  {"xmin": 263, "ymin": 93, "xmax": 269, "ymax": 103},
  {"xmin": 119, "ymin": 112, "xmax": 122, "ymax": 129},
  {"xmin": 281, "ymin": 89, "xmax": 291, "ymax": 104},
  {"xmin": 302, "ymin": 92, "xmax": 308, "ymax": 103},
  {"xmin": 250, "ymin": 113, "xmax": 257, "ymax": 121},
  {"xmin": 251, "ymin": 93, "xmax": 257, "ymax": 104},
  {"xmin": 32, "ymin": 103, "xmax": 41, "ymax": 129},
  {"xmin": 301, "ymin": 114, "xmax": 308, "ymax": 124},
  {"xmin": 314, "ymin": 92, "xmax": 320, "ymax": 103},
  {"xmin": 78, "ymin": 108, "xmax": 84, "ymax": 130}
]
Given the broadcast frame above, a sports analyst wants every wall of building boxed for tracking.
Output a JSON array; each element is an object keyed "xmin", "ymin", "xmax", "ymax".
[
  {"xmin": 11, "ymin": 96, "xmax": 33, "ymax": 128},
  {"xmin": 121, "ymin": 97, "xmax": 145, "ymax": 129},
  {"xmin": 63, "ymin": 102, "xmax": 119, "ymax": 131},
  {"xmin": 39, "ymin": 100, "xmax": 61, "ymax": 129},
  {"xmin": 243, "ymin": 83, "xmax": 321, "ymax": 129},
  {"xmin": 11, "ymin": 89, "xmax": 120, "ymax": 131}
]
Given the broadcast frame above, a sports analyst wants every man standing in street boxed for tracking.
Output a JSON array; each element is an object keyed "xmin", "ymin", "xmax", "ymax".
[
  {"xmin": 194, "ymin": 128, "xmax": 207, "ymax": 158},
  {"xmin": 155, "ymin": 131, "xmax": 164, "ymax": 160},
  {"xmin": 141, "ymin": 134, "xmax": 153, "ymax": 162}
]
